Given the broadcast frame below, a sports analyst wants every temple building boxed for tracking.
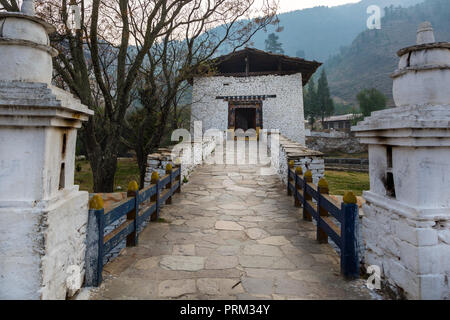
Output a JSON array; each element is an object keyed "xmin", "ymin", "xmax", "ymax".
[{"xmin": 190, "ymin": 48, "xmax": 321, "ymax": 143}]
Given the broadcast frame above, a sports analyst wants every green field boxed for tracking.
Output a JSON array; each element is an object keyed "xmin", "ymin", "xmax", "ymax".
[
  {"xmin": 75, "ymin": 158, "xmax": 140, "ymax": 193},
  {"xmin": 324, "ymin": 170, "xmax": 370, "ymax": 196}
]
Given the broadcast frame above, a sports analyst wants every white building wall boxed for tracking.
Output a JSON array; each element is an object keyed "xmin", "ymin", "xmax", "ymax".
[{"xmin": 191, "ymin": 74, "xmax": 306, "ymax": 144}]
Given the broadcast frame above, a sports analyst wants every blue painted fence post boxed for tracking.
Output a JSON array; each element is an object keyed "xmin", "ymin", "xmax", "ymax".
[
  {"xmin": 294, "ymin": 166, "xmax": 303, "ymax": 208},
  {"xmin": 287, "ymin": 160, "xmax": 294, "ymax": 196},
  {"xmin": 155, "ymin": 178, "xmax": 161, "ymax": 220},
  {"xmin": 302, "ymin": 170, "xmax": 313, "ymax": 221},
  {"xmin": 341, "ymin": 191, "xmax": 359, "ymax": 279},
  {"xmin": 166, "ymin": 164, "xmax": 173, "ymax": 204},
  {"xmin": 85, "ymin": 195, "xmax": 105, "ymax": 287},
  {"xmin": 150, "ymin": 171, "xmax": 159, "ymax": 222},
  {"xmin": 317, "ymin": 178, "xmax": 330, "ymax": 244},
  {"xmin": 126, "ymin": 181, "xmax": 139, "ymax": 247},
  {"xmin": 176, "ymin": 165, "xmax": 182, "ymax": 193}
]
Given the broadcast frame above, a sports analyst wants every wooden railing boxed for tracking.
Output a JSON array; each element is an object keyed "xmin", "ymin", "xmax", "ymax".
[
  {"xmin": 85, "ymin": 165, "xmax": 181, "ymax": 286},
  {"xmin": 287, "ymin": 162, "xmax": 359, "ymax": 279}
]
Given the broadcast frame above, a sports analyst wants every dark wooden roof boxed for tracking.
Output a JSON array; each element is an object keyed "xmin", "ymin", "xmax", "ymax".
[{"xmin": 197, "ymin": 48, "xmax": 322, "ymax": 86}]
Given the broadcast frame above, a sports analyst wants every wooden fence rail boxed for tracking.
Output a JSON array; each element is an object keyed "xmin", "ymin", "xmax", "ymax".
[
  {"xmin": 85, "ymin": 164, "xmax": 181, "ymax": 286},
  {"xmin": 287, "ymin": 162, "xmax": 359, "ymax": 279}
]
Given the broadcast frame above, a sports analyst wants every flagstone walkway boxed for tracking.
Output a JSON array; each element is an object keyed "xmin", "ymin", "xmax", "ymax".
[{"xmin": 89, "ymin": 143, "xmax": 374, "ymax": 300}]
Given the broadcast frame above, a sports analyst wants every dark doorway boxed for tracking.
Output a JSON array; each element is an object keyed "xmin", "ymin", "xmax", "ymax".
[
  {"xmin": 228, "ymin": 101, "xmax": 262, "ymax": 130},
  {"xmin": 235, "ymin": 108, "xmax": 256, "ymax": 131}
]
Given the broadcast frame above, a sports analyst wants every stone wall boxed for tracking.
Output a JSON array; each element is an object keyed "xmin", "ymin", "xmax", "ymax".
[
  {"xmin": 266, "ymin": 133, "xmax": 324, "ymax": 185},
  {"xmin": 306, "ymin": 135, "xmax": 367, "ymax": 155},
  {"xmin": 358, "ymin": 144, "xmax": 450, "ymax": 299},
  {"xmin": 362, "ymin": 193, "xmax": 450, "ymax": 299},
  {"xmin": 0, "ymin": 191, "xmax": 88, "ymax": 299},
  {"xmin": 325, "ymin": 158, "xmax": 369, "ymax": 173},
  {"xmin": 191, "ymin": 74, "xmax": 306, "ymax": 144},
  {"xmin": 145, "ymin": 137, "xmax": 217, "ymax": 187}
]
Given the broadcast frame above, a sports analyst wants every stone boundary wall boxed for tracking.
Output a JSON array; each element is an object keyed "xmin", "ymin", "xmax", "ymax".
[
  {"xmin": 362, "ymin": 193, "xmax": 450, "ymax": 299},
  {"xmin": 307, "ymin": 130, "xmax": 349, "ymax": 138},
  {"xmin": 267, "ymin": 133, "xmax": 324, "ymax": 185},
  {"xmin": 144, "ymin": 137, "xmax": 217, "ymax": 187},
  {"xmin": 306, "ymin": 135, "xmax": 367, "ymax": 155},
  {"xmin": 325, "ymin": 158, "xmax": 369, "ymax": 173}
]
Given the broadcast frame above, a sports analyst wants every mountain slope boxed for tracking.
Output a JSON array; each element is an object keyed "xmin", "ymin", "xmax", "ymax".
[
  {"xmin": 249, "ymin": 0, "xmax": 423, "ymax": 61},
  {"xmin": 325, "ymin": 0, "xmax": 450, "ymax": 104}
]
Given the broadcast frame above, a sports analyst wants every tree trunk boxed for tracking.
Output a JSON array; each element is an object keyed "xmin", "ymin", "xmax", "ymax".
[
  {"xmin": 89, "ymin": 151, "xmax": 118, "ymax": 193},
  {"xmin": 82, "ymin": 122, "xmax": 120, "ymax": 193},
  {"xmin": 136, "ymin": 148, "xmax": 147, "ymax": 190}
]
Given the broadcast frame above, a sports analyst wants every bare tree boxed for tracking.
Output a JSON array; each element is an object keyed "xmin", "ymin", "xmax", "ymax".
[
  {"xmin": 121, "ymin": 1, "xmax": 279, "ymax": 188},
  {"xmin": 3, "ymin": 0, "xmax": 278, "ymax": 192},
  {"xmin": 0, "ymin": 0, "xmax": 19, "ymax": 11}
]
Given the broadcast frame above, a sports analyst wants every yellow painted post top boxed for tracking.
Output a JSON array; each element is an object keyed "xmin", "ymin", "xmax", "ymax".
[
  {"xmin": 343, "ymin": 191, "xmax": 357, "ymax": 204},
  {"xmin": 295, "ymin": 166, "xmax": 303, "ymax": 175},
  {"xmin": 128, "ymin": 180, "xmax": 139, "ymax": 192},
  {"xmin": 174, "ymin": 157, "xmax": 181, "ymax": 166},
  {"xmin": 89, "ymin": 194, "xmax": 104, "ymax": 210},
  {"xmin": 151, "ymin": 171, "xmax": 159, "ymax": 184},
  {"xmin": 304, "ymin": 170, "xmax": 313, "ymax": 182},
  {"xmin": 288, "ymin": 160, "xmax": 294, "ymax": 169},
  {"xmin": 318, "ymin": 178, "xmax": 329, "ymax": 194},
  {"xmin": 165, "ymin": 163, "xmax": 173, "ymax": 173}
]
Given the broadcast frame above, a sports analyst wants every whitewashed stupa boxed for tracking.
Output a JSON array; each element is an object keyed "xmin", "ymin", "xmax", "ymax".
[
  {"xmin": 353, "ymin": 22, "xmax": 450, "ymax": 299},
  {"xmin": 0, "ymin": 1, "xmax": 93, "ymax": 299}
]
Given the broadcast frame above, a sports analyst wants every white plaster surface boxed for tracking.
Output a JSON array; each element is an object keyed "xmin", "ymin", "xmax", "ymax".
[
  {"xmin": 0, "ymin": 16, "xmax": 54, "ymax": 83},
  {"xmin": 0, "ymin": 14, "xmax": 92, "ymax": 299},
  {"xmin": 1, "ymin": 17, "xmax": 49, "ymax": 44},
  {"xmin": 393, "ymin": 68, "xmax": 450, "ymax": 107},
  {"xmin": 362, "ymin": 193, "xmax": 450, "ymax": 299},
  {"xmin": 353, "ymin": 23, "xmax": 450, "ymax": 299},
  {"xmin": 191, "ymin": 74, "xmax": 306, "ymax": 144}
]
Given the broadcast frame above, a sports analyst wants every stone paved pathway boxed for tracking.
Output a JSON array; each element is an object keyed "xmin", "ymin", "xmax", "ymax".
[{"xmin": 90, "ymin": 142, "xmax": 374, "ymax": 300}]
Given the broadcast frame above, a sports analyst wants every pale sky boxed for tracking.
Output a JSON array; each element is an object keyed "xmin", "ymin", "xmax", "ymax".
[{"xmin": 277, "ymin": 0, "xmax": 361, "ymax": 13}]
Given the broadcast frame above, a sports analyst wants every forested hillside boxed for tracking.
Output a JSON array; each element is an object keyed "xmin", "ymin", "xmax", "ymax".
[
  {"xmin": 249, "ymin": 0, "xmax": 423, "ymax": 61},
  {"xmin": 325, "ymin": 0, "xmax": 450, "ymax": 104}
]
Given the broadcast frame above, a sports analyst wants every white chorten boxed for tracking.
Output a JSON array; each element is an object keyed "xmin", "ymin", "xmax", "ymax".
[
  {"xmin": 352, "ymin": 22, "xmax": 450, "ymax": 300},
  {"xmin": 0, "ymin": 2, "xmax": 93, "ymax": 299}
]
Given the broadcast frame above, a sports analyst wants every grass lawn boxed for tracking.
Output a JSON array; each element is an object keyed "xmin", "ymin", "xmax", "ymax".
[
  {"xmin": 324, "ymin": 170, "xmax": 370, "ymax": 196},
  {"xmin": 75, "ymin": 158, "xmax": 140, "ymax": 193}
]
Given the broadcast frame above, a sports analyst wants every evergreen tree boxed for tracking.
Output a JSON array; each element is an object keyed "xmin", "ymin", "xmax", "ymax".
[
  {"xmin": 265, "ymin": 33, "xmax": 284, "ymax": 54},
  {"xmin": 303, "ymin": 78, "xmax": 318, "ymax": 128},
  {"xmin": 316, "ymin": 69, "xmax": 334, "ymax": 124},
  {"xmin": 357, "ymin": 88, "xmax": 387, "ymax": 117}
]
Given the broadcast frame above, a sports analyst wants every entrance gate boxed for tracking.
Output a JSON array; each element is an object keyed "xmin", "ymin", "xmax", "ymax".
[{"xmin": 228, "ymin": 101, "xmax": 262, "ymax": 139}]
